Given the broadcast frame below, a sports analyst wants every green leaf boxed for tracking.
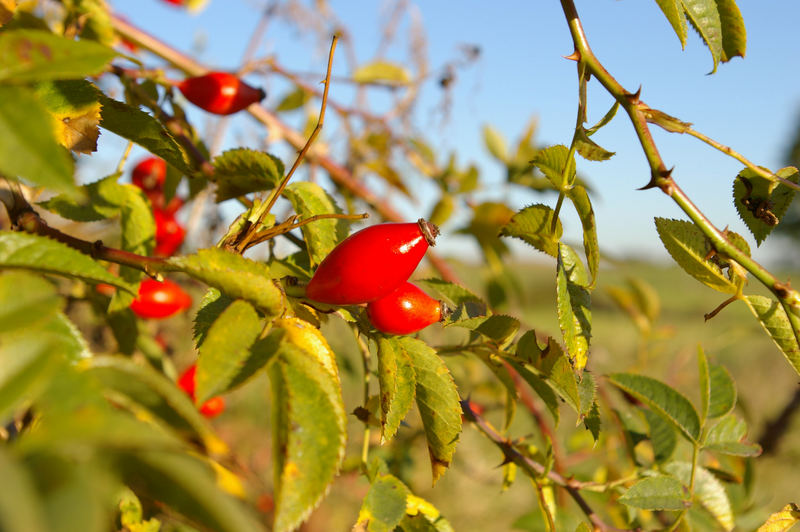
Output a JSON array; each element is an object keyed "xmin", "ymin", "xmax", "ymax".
[
  {"xmin": 707, "ymin": 363, "xmax": 736, "ymax": 419},
  {"xmin": 398, "ymin": 494, "xmax": 454, "ymax": 532},
  {"xmin": 654, "ymin": 217, "xmax": 737, "ymax": 294},
  {"xmin": 716, "ymin": 0, "xmax": 746, "ymax": 62},
  {"xmin": 532, "ymin": 144, "xmax": 574, "ymax": 190},
  {"xmin": 376, "ymin": 337, "xmax": 416, "ymax": 444},
  {"xmin": 284, "ymin": 182, "xmax": 349, "ymax": 267},
  {"xmin": 665, "ymin": 461, "xmax": 734, "ymax": 530},
  {"xmin": 585, "ymin": 100, "xmax": 620, "ymax": 136},
  {"xmin": 195, "ymin": 300, "xmax": 262, "ymax": 403},
  {"xmin": 34, "ymin": 79, "xmax": 101, "ymax": 154},
  {"xmin": 352, "ymin": 60, "xmax": 411, "ymax": 85},
  {"xmin": 269, "ymin": 342, "xmax": 347, "ymax": 532},
  {"xmin": 505, "ymin": 360, "xmax": 560, "ymax": 426},
  {"xmin": 275, "ymin": 86, "xmax": 310, "ymax": 112},
  {"xmin": 0, "ymin": 447, "xmax": 48, "ymax": 532},
  {"xmin": 704, "ymin": 414, "xmax": 761, "ymax": 456},
  {"xmin": 681, "ymin": 0, "xmax": 723, "ymax": 73},
  {"xmin": 654, "ymin": 0, "xmax": 688, "ymax": 48},
  {"xmin": 98, "ymin": 93, "xmax": 192, "ymax": 175},
  {"xmin": 416, "ymin": 278, "xmax": 484, "ymax": 307},
  {"xmin": 568, "ymin": 185, "xmax": 599, "ymax": 285},
  {"xmin": 0, "ymin": 29, "xmax": 115, "ymax": 82},
  {"xmin": 212, "ymin": 148, "xmax": 284, "ymax": 202},
  {"xmin": 733, "ymin": 167, "xmax": 798, "ymax": 245},
  {"xmin": 355, "ymin": 474, "xmax": 410, "ymax": 532},
  {"xmin": 619, "ymin": 476, "xmax": 690, "ymax": 511},
  {"xmin": 743, "ymin": 295, "xmax": 800, "ymax": 375},
  {"xmin": 193, "ymin": 288, "xmax": 234, "ymax": 347},
  {"xmin": 500, "ymin": 204, "xmax": 563, "ymax": 257},
  {"xmin": 483, "ymin": 124, "xmax": 507, "ymax": 162},
  {"xmin": 557, "ymin": 244, "xmax": 591, "ymax": 372},
  {"xmin": 0, "ymin": 333, "xmax": 62, "ymax": 424},
  {"xmin": 473, "ymin": 315, "xmax": 520, "ymax": 348},
  {"xmin": 0, "ymin": 271, "xmax": 62, "ymax": 333},
  {"xmin": 756, "ymin": 503, "xmax": 800, "ymax": 532},
  {"xmin": 0, "ymin": 231, "xmax": 134, "ymax": 293},
  {"xmin": 583, "ymin": 401, "xmax": 601, "ymax": 442},
  {"xmin": 644, "ymin": 409, "xmax": 678, "ymax": 463},
  {"xmin": 169, "ymin": 248, "xmax": 284, "ymax": 317},
  {"xmin": 574, "ymin": 127, "xmax": 615, "ymax": 161},
  {"xmin": 114, "ymin": 451, "xmax": 261, "ymax": 532},
  {"xmin": 698, "ymin": 346, "xmax": 710, "ymax": 422},
  {"xmin": 0, "ymin": 85, "xmax": 74, "ymax": 191},
  {"xmin": 401, "ymin": 337, "xmax": 461, "ymax": 484},
  {"xmin": 536, "ymin": 338, "xmax": 581, "ymax": 414},
  {"xmin": 608, "ymin": 373, "xmax": 701, "ymax": 442}
]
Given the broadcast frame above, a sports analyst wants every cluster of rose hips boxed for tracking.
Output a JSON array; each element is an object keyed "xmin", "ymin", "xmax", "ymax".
[{"xmin": 305, "ymin": 219, "xmax": 446, "ymax": 335}]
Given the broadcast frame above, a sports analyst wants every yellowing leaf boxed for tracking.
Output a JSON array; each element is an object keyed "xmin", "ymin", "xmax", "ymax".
[
  {"xmin": 757, "ymin": 503, "xmax": 800, "ymax": 532},
  {"xmin": 276, "ymin": 317, "xmax": 340, "ymax": 383},
  {"xmin": 352, "ymin": 60, "xmax": 411, "ymax": 85}
]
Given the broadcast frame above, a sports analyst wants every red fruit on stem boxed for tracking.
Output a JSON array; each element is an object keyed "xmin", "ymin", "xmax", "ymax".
[
  {"xmin": 147, "ymin": 192, "xmax": 184, "ymax": 215},
  {"xmin": 177, "ymin": 364, "xmax": 226, "ymax": 418},
  {"xmin": 306, "ymin": 219, "xmax": 439, "ymax": 305},
  {"xmin": 154, "ymin": 210, "xmax": 186, "ymax": 257},
  {"xmin": 178, "ymin": 72, "xmax": 266, "ymax": 115},
  {"xmin": 129, "ymin": 279, "xmax": 192, "ymax": 319},
  {"xmin": 131, "ymin": 157, "xmax": 166, "ymax": 192},
  {"xmin": 367, "ymin": 282, "xmax": 443, "ymax": 335}
]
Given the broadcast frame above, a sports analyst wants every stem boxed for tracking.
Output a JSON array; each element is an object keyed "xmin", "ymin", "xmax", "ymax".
[{"xmin": 354, "ymin": 330, "xmax": 372, "ymax": 472}]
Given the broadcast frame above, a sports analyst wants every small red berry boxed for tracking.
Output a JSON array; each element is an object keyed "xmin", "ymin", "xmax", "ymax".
[
  {"xmin": 306, "ymin": 219, "xmax": 439, "ymax": 305},
  {"xmin": 177, "ymin": 364, "xmax": 226, "ymax": 418},
  {"xmin": 129, "ymin": 279, "xmax": 192, "ymax": 319},
  {"xmin": 94, "ymin": 283, "xmax": 117, "ymax": 296},
  {"xmin": 178, "ymin": 72, "xmax": 266, "ymax": 115},
  {"xmin": 153, "ymin": 210, "xmax": 186, "ymax": 257},
  {"xmin": 367, "ymin": 282, "xmax": 443, "ymax": 335},
  {"xmin": 131, "ymin": 157, "xmax": 167, "ymax": 192}
]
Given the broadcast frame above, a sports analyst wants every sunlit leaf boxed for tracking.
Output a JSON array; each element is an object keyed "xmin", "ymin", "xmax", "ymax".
[
  {"xmin": 500, "ymin": 204, "xmax": 563, "ymax": 257},
  {"xmin": 704, "ymin": 414, "xmax": 761, "ymax": 456},
  {"xmin": 483, "ymin": 124, "xmax": 507, "ymax": 162},
  {"xmin": 284, "ymin": 181, "xmax": 349, "ymax": 267},
  {"xmin": 275, "ymin": 86, "xmax": 310, "ymax": 112},
  {"xmin": 355, "ymin": 474, "xmax": 410, "ymax": 532},
  {"xmin": 532, "ymin": 144, "xmax": 574, "ymax": 190},
  {"xmin": 707, "ymin": 363, "xmax": 736, "ymax": 419},
  {"xmin": 557, "ymin": 244, "xmax": 591, "ymax": 372},
  {"xmin": 34, "ymin": 80, "xmax": 101, "ymax": 153},
  {"xmin": 743, "ymin": 295, "xmax": 800, "ymax": 376},
  {"xmin": 212, "ymin": 148, "xmax": 284, "ymax": 202},
  {"xmin": 756, "ymin": 503, "xmax": 800, "ymax": 532},
  {"xmin": 654, "ymin": 0, "xmax": 688, "ymax": 48},
  {"xmin": 665, "ymin": 461, "xmax": 734, "ymax": 530},
  {"xmin": 681, "ymin": 0, "xmax": 722, "ymax": 73},
  {"xmin": 716, "ymin": 0, "xmax": 746, "ymax": 62},
  {"xmin": 376, "ymin": 336, "xmax": 416, "ymax": 443},
  {"xmin": 733, "ymin": 167, "xmax": 798, "ymax": 245},
  {"xmin": 574, "ymin": 127, "xmax": 615, "ymax": 161},
  {"xmin": 568, "ymin": 185, "xmax": 599, "ymax": 285},
  {"xmin": 619, "ymin": 476, "xmax": 690, "ymax": 511},
  {"xmin": 352, "ymin": 60, "xmax": 411, "ymax": 85}
]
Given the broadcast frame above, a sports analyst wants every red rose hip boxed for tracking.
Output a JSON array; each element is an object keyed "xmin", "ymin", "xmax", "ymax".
[
  {"xmin": 178, "ymin": 72, "xmax": 266, "ymax": 115},
  {"xmin": 367, "ymin": 282, "xmax": 443, "ymax": 335},
  {"xmin": 153, "ymin": 210, "xmax": 186, "ymax": 257},
  {"xmin": 177, "ymin": 364, "xmax": 226, "ymax": 418},
  {"xmin": 129, "ymin": 279, "xmax": 192, "ymax": 319},
  {"xmin": 306, "ymin": 219, "xmax": 439, "ymax": 305},
  {"xmin": 131, "ymin": 157, "xmax": 166, "ymax": 192}
]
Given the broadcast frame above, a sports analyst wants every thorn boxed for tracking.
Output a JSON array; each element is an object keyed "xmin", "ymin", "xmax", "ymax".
[
  {"xmin": 625, "ymin": 85, "xmax": 642, "ymax": 104},
  {"xmin": 563, "ymin": 50, "xmax": 580, "ymax": 62}
]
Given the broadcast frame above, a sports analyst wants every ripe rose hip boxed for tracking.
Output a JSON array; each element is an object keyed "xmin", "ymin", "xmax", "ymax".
[
  {"xmin": 129, "ymin": 279, "xmax": 192, "ymax": 319},
  {"xmin": 306, "ymin": 219, "xmax": 439, "ymax": 305},
  {"xmin": 131, "ymin": 157, "xmax": 166, "ymax": 192},
  {"xmin": 154, "ymin": 210, "xmax": 186, "ymax": 257},
  {"xmin": 367, "ymin": 282, "xmax": 443, "ymax": 335},
  {"xmin": 177, "ymin": 364, "xmax": 226, "ymax": 418},
  {"xmin": 178, "ymin": 72, "xmax": 266, "ymax": 115}
]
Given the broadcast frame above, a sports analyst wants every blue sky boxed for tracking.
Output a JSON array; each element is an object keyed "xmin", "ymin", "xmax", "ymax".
[{"xmin": 106, "ymin": 0, "xmax": 800, "ymax": 265}]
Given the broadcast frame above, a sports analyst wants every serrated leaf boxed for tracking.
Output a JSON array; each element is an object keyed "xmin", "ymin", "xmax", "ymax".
[
  {"xmin": 355, "ymin": 474, "xmax": 410, "ymax": 532},
  {"xmin": 0, "ymin": 29, "xmax": 116, "ymax": 81},
  {"xmin": 483, "ymin": 124, "xmax": 507, "ymax": 162},
  {"xmin": 505, "ymin": 359, "xmax": 560, "ymax": 426},
  {"xmin": 681, "ymin": 0, "xmax": 723, "ymax": 73},
  {"xmin": 655, "ymin": 0, "xmax": 688, "ymax": 48},
  {"xmin": 98, "ymin": 93, "xmax": 192, "ymax": 175},
  {"xmin": 707, "ymin": 363, "xmax": 736, "ymax": 419},
  {"xmin": 34, "ymin": 79, "xmax": 101, "ymax": 153},
  {"xmin": 575, "ymin": 127, "xmax": 615, "ymax": 161},
  {"xmin": 400, "ymin": 337, "xmax": 461, "ymax": 484},
  {"xmin": 567, "ymin": 186, "xmax": 599, "ymax": 286},
  {"xmin": 284, "ymin": 181, "xmax": 349, "ymax": 266},
  {"xmin": 376, "ymin": 336, "xmax": 416, "ymax": 444},
  {"xmin": 275, "ymin": 86, "xmax": 310, "ymax": 112},
  {"xmin": 114, "ymin": 451, "xmax": 261, "ymax": 532},
  {"xmin": 743, "ymin": 295, "xmax": 800, "ymax": 375},
  {"xmin": 756, "ymin": 503, "xmax": 800, "ymax": 532},
  {"xmin": 583, "ymin": 401, "xmax": 601, "ymax": 441},
  {"xmin": 733, "ymin": 167, "xmax": 798, "ymax": 245},
  {"xmin": 212, "ymin": 148, "xmax": 284, "ymax": 202},
  {"xmin": 716, "ymin": 0, "xmax": 746, "ymax": 62},
  {"xmin": 472, "ymin": 315, "xmax": 520, "ymax": 348},
  {"xmin": 619, "ymin": 476, "xmax": 690, "ymax": 510},
  {"xmin": 401, "ymin": 494, "xmax": 454, "ymax": 532},
  {"xmin": 193, "ymin": 288, "xmax": 233, "ymax": 348},
  {"xmin": 532, "ymin": 144, "xmax": 574, "ymax": 190},
  {"xmin": 0, "ymin": 447, "xmax": 48, "ymax": 532},
  {"xmin": 0, "ymin": 85, "xmax": 75, "ymax": 191},
  {"xmin": 195, "ymin": 299, "xmax": 262, "ymax": 403},
  {"xmin": 608, "ymin": 373, "xmax": 701, "ymax": 442},
  {"xmin": 352, "ymin": 60, "xmax": 411, "ymax": 85},
  {"xmin": 557, "ymin": 244, "xmax": 591, "ymax": 372},
  {"xmin": 500, "ymin": 204, "xmax": 562, "ymax": 257},
  {"xmin": 535, "ymin": 338, "xmax": 581, "ymax": 414},
  {"xmin": 655, "ymin": 217, "xmax": 737, "ymax": 294},
  {"xmin": 644, "ymin": 409, "xmax": 678, "ymax": 463},
  {"xmin": 269, "ymin": 342, "xmax": 346, "ymax": 532},
  {"xmin": 416, "ymin": 278, "xmax": 484, "ymax": 308},
  {"xmin": 0, "ymin": 231, "xmax": 135, "ymax": 292},
  {"xmin": 169, "ymin": 248, "xmax": 284, "ymax": 317},
  {"xmin": 665, "ymin": 461, "xmax": 734, "ymax": 530},
  {"xmin": 704, "ymin": 414, "xmax": 761, "ymax": 456}
]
